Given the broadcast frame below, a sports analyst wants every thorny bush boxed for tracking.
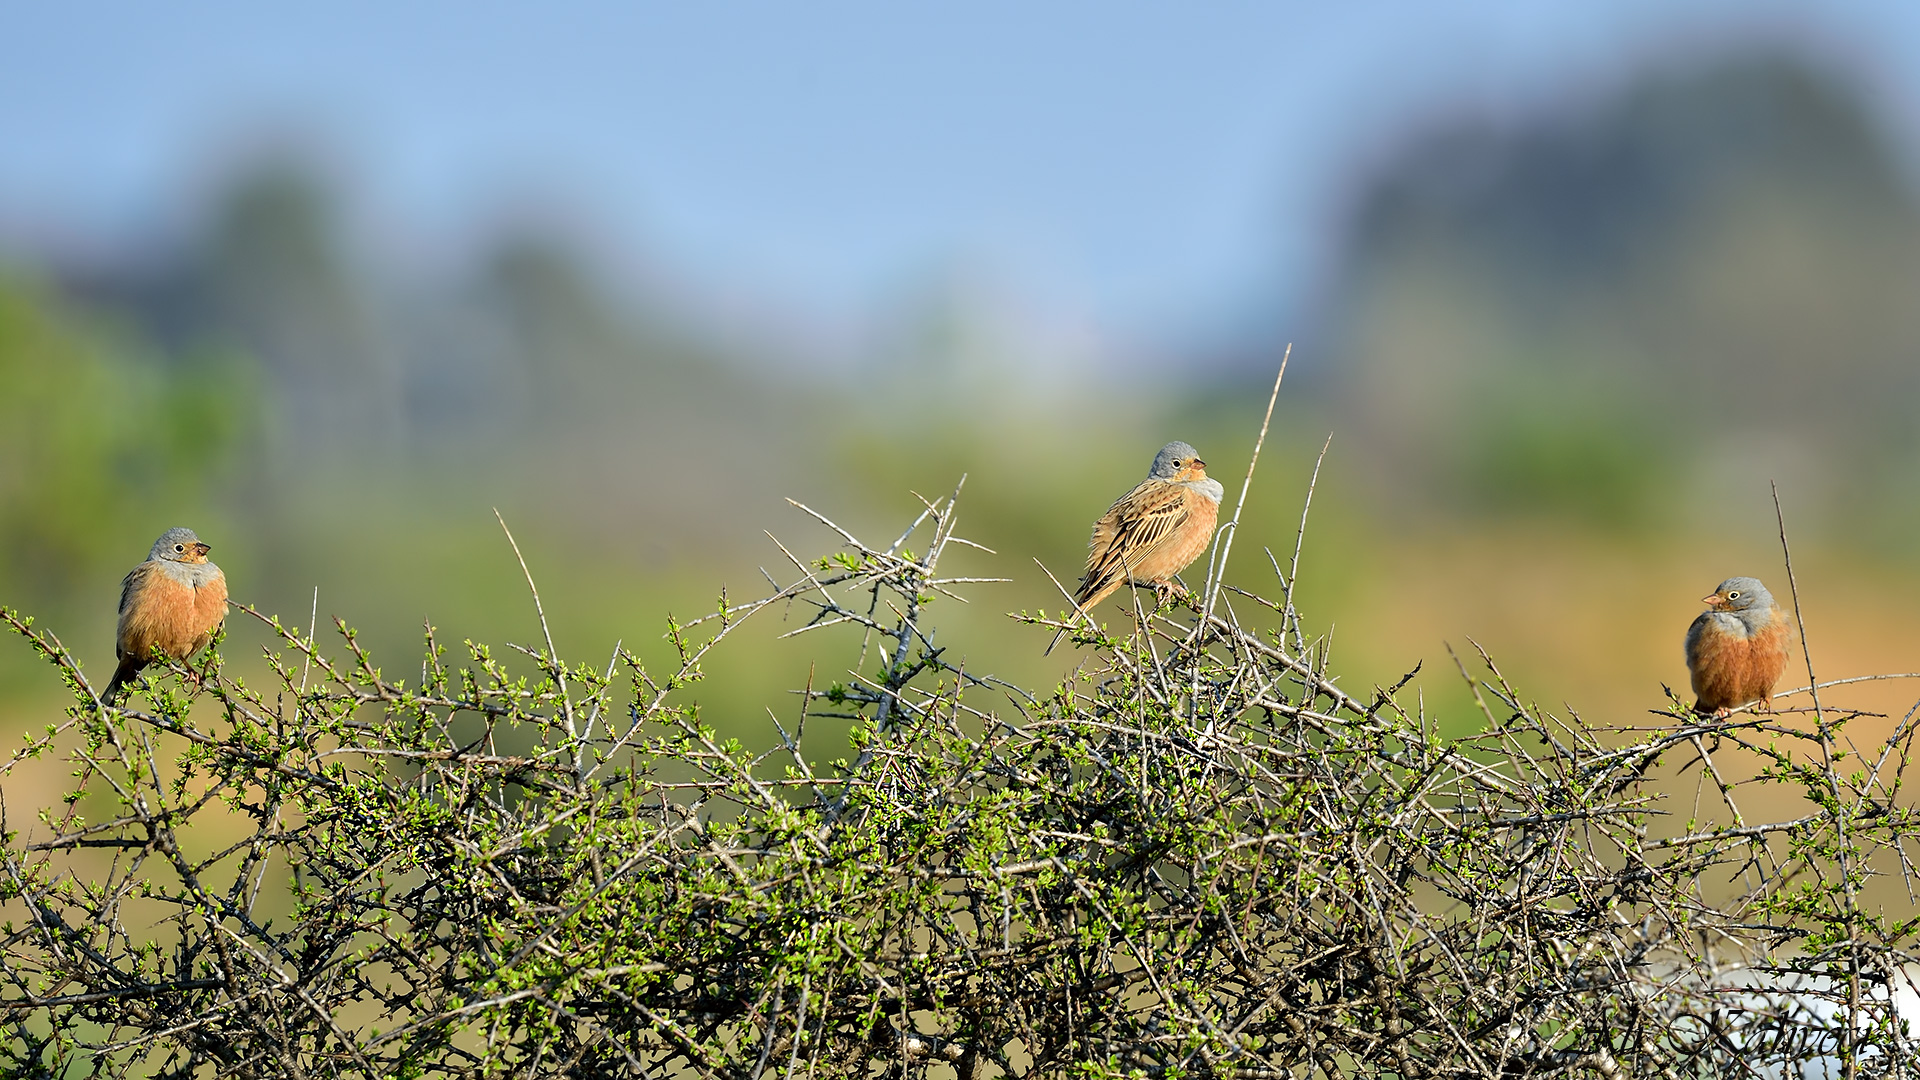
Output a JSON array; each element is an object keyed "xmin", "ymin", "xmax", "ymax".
[{"xmin": 2, "ymin": 473, "xmax": 1920, "ymax": 1079}]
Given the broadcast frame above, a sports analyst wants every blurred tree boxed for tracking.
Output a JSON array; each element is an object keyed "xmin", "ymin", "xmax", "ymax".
[
  {"xmin": 50, "ymin": 154, "xmax": 399, "ymax": 472},
  {"xmin": 199, "ymin": 159, "xmax": 402, "ymax": 462},
  {"xmin": 482, "ymin": 232, "xmax": 632, "ymax": 421}
]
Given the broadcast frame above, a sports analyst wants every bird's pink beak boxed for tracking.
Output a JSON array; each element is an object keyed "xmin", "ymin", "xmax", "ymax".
[{"xmin": 1701, "ymin": 592, "xmax": 1724, "ymax": 606}]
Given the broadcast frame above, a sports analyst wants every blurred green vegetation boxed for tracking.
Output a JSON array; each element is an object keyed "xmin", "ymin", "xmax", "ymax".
[
  {"xmin": 6, "ymin": 51, "xmax": 1920, "ymax": 760},
  {"xmin": 1457, "ymin": 363, "xmax": 1676, "ymax": 528},
  {"xmin": 0, "ymin": 277, "xmax": 251, "ymax": 691}
]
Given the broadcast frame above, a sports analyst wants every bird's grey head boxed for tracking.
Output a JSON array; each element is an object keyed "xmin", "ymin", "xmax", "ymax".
[
  {"xmin": 1707, "ymin": 576, "xmax": 1773, "ymax": 612},
  {"xmin": 149, "ymin": 527, "xmax": 210, "ymax": 563},
  {"xmin": 1148, "ymin": 441, "xmax": 1204, "ymax": 480}
]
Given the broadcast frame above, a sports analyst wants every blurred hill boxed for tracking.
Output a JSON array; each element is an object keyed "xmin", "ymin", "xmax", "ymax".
[{"xmin": 1321, "ymin": 56, "xmax": 1920, "ymax": 544}]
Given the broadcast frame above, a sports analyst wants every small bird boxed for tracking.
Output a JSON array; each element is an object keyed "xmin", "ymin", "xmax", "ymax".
[
  {"xmin": 1048, "ymin": 441, "xmax": 1224, "ymax": 654},
  {"xmin": 1685, "ymin": 575, "xmax": 1791, "ymax": 719},
  {"xmin": 104, "ymin": 527, "xmax": 228, "ymax": 702}
]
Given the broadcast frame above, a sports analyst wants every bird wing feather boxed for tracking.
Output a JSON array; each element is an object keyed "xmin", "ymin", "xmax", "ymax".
[
  {"xmin": 1683, "ymin": 611, "xmax": 1712, "ymax": 669},
  {"xmin": 117, "ymin": 563, "xmax": 145, "ymax": 620},
  {"xmin": 1110, "ymin": 485, "xmax": 1192, "ymax": 573},
  {"xmin": 1077, "ymin": 480, "xmax": 1195, "ymax": 605}
]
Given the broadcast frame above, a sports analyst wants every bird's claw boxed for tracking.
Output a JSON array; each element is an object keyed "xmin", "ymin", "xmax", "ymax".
[{"xmin": 1152, "ymin": 581, "xmax": 1192, "ymax": 609}]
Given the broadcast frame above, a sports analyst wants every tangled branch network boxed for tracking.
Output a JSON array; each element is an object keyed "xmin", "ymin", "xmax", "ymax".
[{"xmin": 3, "ymin": 463, "xmax": 1920, "ymax": 1078}]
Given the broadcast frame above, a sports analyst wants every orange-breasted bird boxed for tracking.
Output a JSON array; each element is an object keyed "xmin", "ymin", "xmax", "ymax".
[
  {"xmin": 104, "ymin": 527, "xmax": 228, "ymax": 701},
  {"xmin": 1048, "ymin": 441, "xmax": 1223, "ymax": 654},
  {"xmin": 1685, "ymin": 575, "xmax": 1791, "ymax": 719}
]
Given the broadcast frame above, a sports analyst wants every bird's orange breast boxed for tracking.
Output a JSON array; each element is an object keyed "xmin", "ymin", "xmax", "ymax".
[
  {"xmin": 119, "ymin": 567, "xmax": 227, "ymax": 665},
  {"xmin": 1689, "ymin": 610, "xmax": 1791, "ymax": 712}
]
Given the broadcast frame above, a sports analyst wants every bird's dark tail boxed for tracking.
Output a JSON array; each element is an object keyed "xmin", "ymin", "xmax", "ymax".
[
  {"xmin": 1045, "ymin": 597, "xmax": 1090, "ymax": 656},
  {"xmin": 102, "ymin": 659, "xmax": 142, "ymax": 703}
]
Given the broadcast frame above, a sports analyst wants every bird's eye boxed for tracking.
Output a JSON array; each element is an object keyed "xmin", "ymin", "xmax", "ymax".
[
  {"xmin": 174, "ymin": 544, "xmax": 185, "ymax": 553},
  {"xmin": 1727, "ymin": 591, "xmax": 1741, "ymax": 600}
]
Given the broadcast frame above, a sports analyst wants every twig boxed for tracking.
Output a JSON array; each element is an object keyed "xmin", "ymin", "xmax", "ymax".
[
  {"xmin": 1773, "ymin": 479, "xmax": 1858, "ymax": 1078},
  {"xmin": 1771, "ymin": 484, "xmax": 1821, "ymax": 725},
  {"xmin": 300, "ymin": 586, "xmax": 318, "ymax": 694},
  {"xmin": 1202, "ymin": 343, "xmax": 1290, "ymax": 622},
  {"xmin": 1284, "ymin": 431, "xmax": 1333, "ymax": 656},
  {"xmin": 495, "ymin": 509, "xmax": 578, "ymax": 760}
]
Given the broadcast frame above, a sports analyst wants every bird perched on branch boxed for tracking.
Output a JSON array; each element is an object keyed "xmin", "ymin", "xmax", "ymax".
[
  {"xmin": 104, "ymin": 527, "xmax": 228, "ymax": 701},
  {"xmin": 1048, "ymin": 441, "xmax": 1223, "ymax": 654},
  {"xmin": 1685, "ymin": 575, "xmax": 1791, "ymax": 719}
]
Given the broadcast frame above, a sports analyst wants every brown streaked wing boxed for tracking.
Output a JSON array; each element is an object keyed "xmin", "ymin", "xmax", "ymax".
[
  {"xmin": 117, "ymin": 562, "xmax": 149, "ymax": 620},
  {"xmin": 1078, "ymin": 480, "xmax": 1193, "ymax": 602},
  {"xmin": 1109, "ymin": 482, "xmax": 1193, "ymax": 574},
  {"xmin": 115, "ymin": 561, "xmax": 163, "ymax": 663}
]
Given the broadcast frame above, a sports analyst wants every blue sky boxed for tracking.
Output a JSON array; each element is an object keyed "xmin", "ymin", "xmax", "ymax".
[{"xmin": 5, "ymin": 2, "xmax": 1919, "ymax": 350}]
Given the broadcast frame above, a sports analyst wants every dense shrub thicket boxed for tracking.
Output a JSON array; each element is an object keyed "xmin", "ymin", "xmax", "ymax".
[{"xmin": 2, "ymin": 471, "xmax": 1918, "ymax": 1078}]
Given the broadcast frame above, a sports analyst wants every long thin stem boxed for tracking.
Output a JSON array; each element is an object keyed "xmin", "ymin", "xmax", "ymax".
[
  {"xmin": 1774, "ymin": 480, "xmax": 1857, "ymax": 1078},
  {"xmin": 1202, "ymin": 343, "xmax": 1290, "ymax": 622},
  {"xmin": 495, "ymin": 508, "xmax": 578, "ymax": 764},
  {"xmin": 1285, "ymin": 432, "xmax": 1333, "ymax": 656}
]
